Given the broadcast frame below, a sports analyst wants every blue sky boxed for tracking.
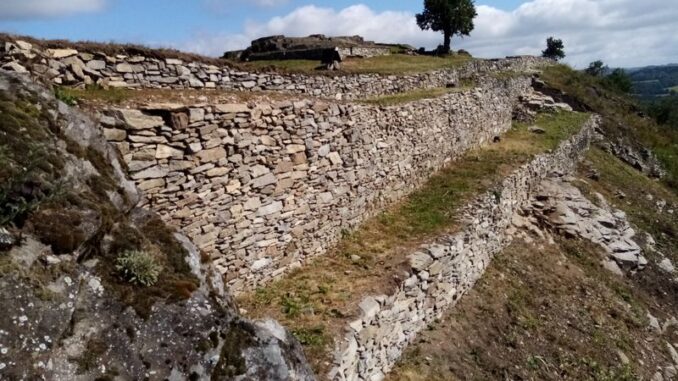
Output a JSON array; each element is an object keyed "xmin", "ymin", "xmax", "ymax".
[
  {"xmin": 1, "ymin": 0, "xmax": 676, "ymax": 67},
  {"xmin": 0, "ymin": 1, "xmax": 523, "ymax": 44}
]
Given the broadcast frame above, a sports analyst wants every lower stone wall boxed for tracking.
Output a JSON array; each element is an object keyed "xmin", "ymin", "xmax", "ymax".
[
  {"xmin": 330, "ymin": 115, "xmax": 599, "ymax": 381},
  {"xmin": 101, "ymin": 76, "xmax": 532, "ymax": 293}
]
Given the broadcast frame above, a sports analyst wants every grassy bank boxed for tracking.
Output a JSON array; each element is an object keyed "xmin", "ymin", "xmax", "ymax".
[
  {"xmin": 541, "ymin": 64, "xmax": 678, "ymax": 191},
  {"xmin": 390, "ymin": 147, "xmax": 678, "ymax": 381}
]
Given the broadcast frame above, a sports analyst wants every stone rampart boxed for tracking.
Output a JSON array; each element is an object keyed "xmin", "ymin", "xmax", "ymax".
[
  {"xmin": 330, "ymin": 115, "xmax": 598, "ymax": 381},
  {"xmin": 0, "ymin": 37, "xmax": 547, "ymax": 100},
  {"xmin": 100, "ymin": 76, "xmax": 532, "ymax": 292}
]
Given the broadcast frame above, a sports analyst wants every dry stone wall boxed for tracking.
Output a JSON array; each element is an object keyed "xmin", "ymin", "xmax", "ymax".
[
  {"xmin": 0, "ymin": 38, "xmax": 546, "ymax": 100},
  {"xmin": 330, "ymin": 116, "xmax": 598, "ymax": 381},
  {"xmin": 101, "ymin": 76, "xmax": 532, "ymax": 293}
]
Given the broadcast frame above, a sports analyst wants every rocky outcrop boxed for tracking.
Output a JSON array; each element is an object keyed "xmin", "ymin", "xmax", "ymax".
[
  {"xmin": 227, "ymin": 34, "xmax": 393, "ymax": 62},
  {"xmin": 0, "ymin": 70, "xmax": 314, "ymax": 380},
  {"xmin": 0, "ymin": 36, "xmax": 547, "ymax": 100},
  {"xmin": 528, "ymin": 178, "xmax": 648, "ymax": 273},
  {"xmin": 601, "ymin": 138, "xmax": 667, "ymax": 179},
  {"xmin": 98, "ymin": 76, "xmax": 533, "ymax": 293},
  {"xmin": 329, "ymin": 115, "xmax": 599, "ymax": 381}
]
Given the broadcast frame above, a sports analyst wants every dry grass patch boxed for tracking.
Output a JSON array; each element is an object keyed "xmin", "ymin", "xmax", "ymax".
[
  {"xmin": 389, "ymin": 239, "xmax": 664, "ymax": 381},
  {"xmin": 237, "ymin": 111, "xmax": 590, "ymax": 375},
  {"xmin": 54, "ymin": 86, "xmax": 310, "ymax": 111}
]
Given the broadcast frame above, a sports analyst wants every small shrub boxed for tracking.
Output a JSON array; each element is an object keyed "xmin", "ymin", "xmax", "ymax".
[
  {"xmin": 115, "ymin": 250, "xmax": 162, "ymax": 286},
  {"xmin": 54, "ymin": 86, "xmax": 78, "ymax": 106},
  {"xmin": 291, "ymin": 325, "xmax": 327, "ymax": 347}
]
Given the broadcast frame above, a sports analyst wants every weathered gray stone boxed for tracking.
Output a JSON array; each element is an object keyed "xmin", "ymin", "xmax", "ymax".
[
  {"xmin": 103, "ymin": 128, "xmax": 127, "ymax": 141},
  {"xmin": 45, "ymin": 48, "xmax": 78, "ymax": 58},
  {"xmin": 258, "ymin": 201, "xmax": 283, "ymax": 216},
  {"xmin": 359, "ymin": 297, "xmax": 380, "ymax": 321},
  {"xmin": 410, "ymin": 251, "xmax": 433, "ymax": 272},
  {"xmin": 197, "ymin": 147, "xmax": 226, "ymax": 162},
  {"xmin": 86, "ymin": 60, "xmax": 106, "ymax": 70},
  {"xmin": 131, "ymin": 166, "xmax": 168, "ymax": 179},
  {"xmin": 215, "ymin": 103, "xmax": 250, "ymax": 113},
  {"xmin": 114, "ymin": 109, "xmax": 165, "ymax": 130},
  {"xmin": 155, "ymin": 144, "xmax": 184, "ymax": 159},
  {"xmin": 252, "ymin": 173, "xmax": 277, "ymax": 188}
]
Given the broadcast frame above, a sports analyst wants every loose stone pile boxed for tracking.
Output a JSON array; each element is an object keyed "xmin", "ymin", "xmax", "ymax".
[
  {"xmin": 102, "ymin": 76, "xmax": 532, "ymax": 292},
  {"xmin": 0, "ymin": 37, "xmax": 547, "ymax": 100},
  {"xmin": 329, "ymin": 116, "xmax": 598, "ymax": 381}
]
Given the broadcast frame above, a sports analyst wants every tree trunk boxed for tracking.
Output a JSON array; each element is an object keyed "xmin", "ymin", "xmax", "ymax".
[{"xmin": 442, "ymin": 30, "xmax": 452, "ymax": 55}]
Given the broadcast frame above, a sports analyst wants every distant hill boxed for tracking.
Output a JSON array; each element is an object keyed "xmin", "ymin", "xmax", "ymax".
[{"xmin": 627, "ymin": 64, "xmax": 678, "ymax": 98}]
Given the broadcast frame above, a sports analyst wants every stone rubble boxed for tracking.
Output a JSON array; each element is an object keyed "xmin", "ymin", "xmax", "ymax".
[{"xmin": 329, "ymin": 116, "xmax": 598, "ymax": 381}]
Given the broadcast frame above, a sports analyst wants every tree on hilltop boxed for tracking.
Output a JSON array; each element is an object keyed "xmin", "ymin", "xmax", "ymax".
[
  {"xmin": 542, "ymin": 37, "xmax": 565, "ymax": 61},
  {"xmin": 586, "ymin": 60, "xmax": 608, "ymax": 77},
  {"xmin": 416, "ymin": 0, "xmax": 477, "ymax": 55},
  {"xmin": 605, "ymin": 68, "xmax": 633, "ymax": 93}
]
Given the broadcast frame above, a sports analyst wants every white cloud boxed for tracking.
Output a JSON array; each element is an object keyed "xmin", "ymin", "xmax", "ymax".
[
  {"xmin": 181, "ymin": 1, "xmax": 678, "ymax": 67},
  {"xmin": 204, "ymin": 0, "xmax": 289, "ymax": 12},
  {"xmin": 0, "ymin": 0, "xmax": 107, "ymax": 20}
]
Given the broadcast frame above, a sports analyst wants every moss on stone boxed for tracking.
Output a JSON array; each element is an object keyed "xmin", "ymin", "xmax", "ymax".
[{"xmin": 211, "ymin": 321, "xmax": 254, "ymax": 379}]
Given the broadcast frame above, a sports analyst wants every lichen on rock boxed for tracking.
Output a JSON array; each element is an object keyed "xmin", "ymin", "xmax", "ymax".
[{"xmin": 0, "ymin": 70, "xmax": 314, "ymax": 380}]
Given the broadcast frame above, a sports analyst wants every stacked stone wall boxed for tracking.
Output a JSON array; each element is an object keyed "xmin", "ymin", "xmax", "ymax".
[
  {"xmin": 0, "ymin": 38, "xmax": 547, "ymax": 100},
  {"xmin": 100, "ymin": 76, "xmax": 532, "ymax": 292},
  {"xmin": 330, "ymin": 116, "xmax": 598, "ymax": 381}
]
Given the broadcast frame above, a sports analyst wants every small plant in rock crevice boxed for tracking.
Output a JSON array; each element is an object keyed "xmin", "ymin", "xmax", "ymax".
[{"xmin": 115, "ymin": 250, "xmax": 162, "ymax": 286}]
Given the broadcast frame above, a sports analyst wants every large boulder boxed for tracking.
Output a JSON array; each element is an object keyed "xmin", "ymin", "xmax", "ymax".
[{"xmin": 0, "ymin": 70, "xmax": 315, "ymax": 380}]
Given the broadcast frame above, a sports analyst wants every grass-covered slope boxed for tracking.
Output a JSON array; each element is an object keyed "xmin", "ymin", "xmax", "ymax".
[
  {"xmin": 390, "ymin": 147, "xmax": 678, "ymax": 381},
  {"xmin": 387, "ymin": 65, "xmax": 678, "ymax": 381},
  {"xmin": 541, "ymin": 64, "xmax": 678, "ymax": 190}
]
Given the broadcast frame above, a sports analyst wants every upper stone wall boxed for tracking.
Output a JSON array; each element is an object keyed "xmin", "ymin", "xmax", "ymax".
[
  {"xmin": 0, "ymin": 37, "xmax": 547, "ymax": 100},
  {"xmin": 98, "ymin": 75, "xmax": 532, "ymax": 293},
  {"xmin": 230, "ymin": 34, "xmax": 393, "ymax": 61}
]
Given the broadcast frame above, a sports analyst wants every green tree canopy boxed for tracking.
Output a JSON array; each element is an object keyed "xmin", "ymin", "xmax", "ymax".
[
  {"xmin": 542, "ymin": 37, "xmax": 565, "ymax": 61},
  {"xmin": 604, "ymin": 68, "xmax": 633, "ymax": 93},
  {"xmin": 416, "ymin": 0, "xmax": 477, "ymax": 54},
  {"xmin": 585, "ymin": 60, "xmax": 608, "ymax": 77}
]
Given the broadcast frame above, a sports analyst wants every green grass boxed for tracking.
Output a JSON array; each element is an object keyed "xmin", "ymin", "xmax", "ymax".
[
  {"xmin": 55, "ymin": 84, "xmax": 131, "ymax": 105},
  {"xmin": 669, "ymin": 86, "xmax": 678, "ymax": 93},
  {"xmin": 541, "ymin": 64, "xmax": 678, "ymax": 191},
  {"xmin": 397, "ymin": 111, "xmax": 588, "ymax": 235},
  {"xmin": 237, "ymin": 110, "xmax": 589, "ymax": 375},
  {"xmin": 291, "ymin": 326, "xmax": 328, "ymax": 348},
  {"xmin": 233, "ymin": 53, "xmax": 473, "ymax": 75},
  {"xmin": 361, "ymin": 86, "xmax": 469, "ymax": 107}
]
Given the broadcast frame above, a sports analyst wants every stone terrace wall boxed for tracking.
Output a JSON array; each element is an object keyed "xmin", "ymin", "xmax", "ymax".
[
  {"xmin": 330, "ymin": 116, "xmax": 598, "ymax": 381},
  {"xmin": 0, "ymin": 38, "xmax": 547, "ymax": 100},
  {"xmin": 100, "ymin": 76, "xmax": 532, "ymax": 293}
]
